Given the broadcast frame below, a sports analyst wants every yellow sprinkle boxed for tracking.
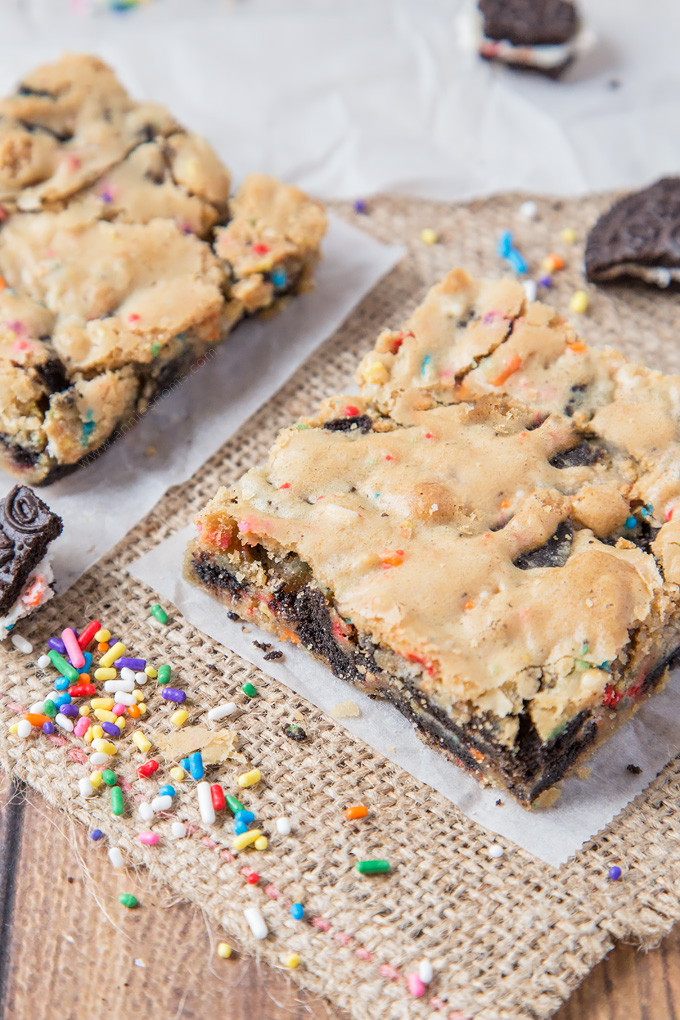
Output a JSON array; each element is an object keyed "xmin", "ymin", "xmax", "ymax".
[
  {"xmin": 115, "ymin": 718, "xmax": 125, "ymax": 731},
  {"xmin": 138, "ymin": 703, "xmax": 147, "ymax": 715},
  {"xmin": 94, "ymin": 709, "xmax": 116, "ymax": 723},
  {"xmin": 285, "ymin": 953, "xmax": 300, "ymax": 969},
  {"xmin": 8, "ymin": 722, "xmax": 18, "ymax": 734},
  {"xmin": 134, "ymin": 689, "xmax": 144, "ymax": 703},
  {"xmin": 561, "ymin": 227, "xmax": 577, "ymax": 244},
  {"xmin": 144, "ymin": 666, "xmax": 158, "ymax": 678},
  {"xmin": 569, "ymin": 290, "xmax": 589, "ymax": 314},
  {"xmin": 92, "ymin": 739, "xmax": 116, "ymax": 755},
  {"xmin": 419, "ymin": 227, "xmax": 438, "ymax": 245},
  {"xmin": 132, "ymin": 730, "xmax": 152, "ymax": 753},
  {"xmin": 362, "ymin": 360, "xmax": 389, "ymax": 385},
  {"xmin": 237, "ymin": 768, "xmax": 262, "ymax": 789},
  {"xmin": 84, "ymin": 729, "xmax": 94, "ymax": 744},
  {"xmin": 94, "ymin": 628, "xmax": 111, "ymax": 643},
  {"xmin": 232, "ymin": 829, "xmax": 262, "ymax": 851},
  {"xmin": 171, "ymin": 708, "xmax": 188, "ymax": 727},
  {"xmin": 170, "ymin": 766, "xmax": 185, "ymax": 781},
  {"xmin": 217, "ymin": 943, "xmax": 232, "ymax": 959},
  {"xmin": 254, "ymin": 836, "xmax": 268, "ymax": 851},
  {"xmin": 99, "ymin": 642, "xmax": 125, "ymax": 669},
  {"xmin": 94, "ymin": 668, "xmax": 117, "ymax": 681},
  {"xmin": 89, "ymin": 771, "xmax": 102, "ymax": 788},
  {"xmin": 91, "ymin": 725, "xmax": 104, "ymax": 740},
  {"xmin": 91, "ymin": 698, "xmax": 114, "ymax": 710},
  {"xmin": 79, "ymin": 705, "xmax": 90, "ymax": 716}
]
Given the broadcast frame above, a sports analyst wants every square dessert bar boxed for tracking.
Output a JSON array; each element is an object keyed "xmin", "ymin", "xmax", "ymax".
[
  {"xmin": 186, "ymin": 268, "xmax": 680, "ymax": 805},
  {"xmin": 0, "ymin": 55, "xmax": 327, "ymax": 485}
]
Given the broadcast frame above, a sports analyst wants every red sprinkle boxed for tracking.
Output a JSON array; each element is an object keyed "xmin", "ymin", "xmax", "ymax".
[
  {"xmin": 279, "ymin": 483, "xmax": 290, "ymax": 490},
  {"xmin": 211, "ymin": 784, "xmax": 226, "ymax": 811},
  {"xmin": 246, "ymin": 872, "xmax": 260, "ymax": 885},
  {"xmin": 77, "ymin": 620, "xmax": 100, "ymax": 650},
  {"xmin": 252, "ymin": 243, "xmax": 270, "ymax": 255},
  {"xmin": 136, "ymin": 759, "xmax": 159, "ymax": 779},
  {"xmin": 68, "ymin": 684, "xmax": 96, "ymax": 698},
  {"xmin": 344, "ymin": 405, "xmax": 360, "ymax": 416},
  {"xmin": 127, "ymin": 313, "xmax": 140, "ymax": 324},
  {"xmin": 603, "ymin": 685, "xmax": 623, "ymax": 708}
]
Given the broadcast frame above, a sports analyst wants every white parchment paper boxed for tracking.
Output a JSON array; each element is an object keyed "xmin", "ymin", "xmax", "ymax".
[
  {"xmin": 131, "ymin": 525, "xmax": 680, "ymax": 867},
  {"xmin": 0, "ymin": 217, "xmax": 403, "ymax": 591}
]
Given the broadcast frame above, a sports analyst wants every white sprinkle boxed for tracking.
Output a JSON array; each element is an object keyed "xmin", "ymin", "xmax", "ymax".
[
  {"xmin": 522, "ymin": 279, "xmax": 537, "ymax": 303},
  {"xmin": 37, "ymin": 654, "xmax": 51, "ymax": 669},
  {"xmin": 55, "ymin": 713, "xmax": 74, "ymax": 732},
  {"xmin": 134, "ymin": 959, "xmax": 146, "ymax": 969},
  {"xmin": 112, "ymin": 692, "xmax": 135, "ymax": 706},
  {"xmin": 138, "ymin": 802, "xmax": 154, "ymax": 822},
  {"xmin": 78, "ymin": 776, "xmax": 95, "ymax": 798},
  {"xmin": 488, "ymin": 844, "xmax": 504, "ymax": 859},
  {"xmin": 89, "ymin": 751, "xmax": 109, "ymax": 766},
  {"xmin": 419, "ymin": 959, "xmax": 434, "ymax": 984},
  {"xmin": 16, "ymin": 719, "xmax": 32, "ymax": 739},
  {"xmin": 11, "ymin": 634, "xmax": 32, "ymax": 654},
  {"xmin": 151, "ymin": 794, "xmax": 172, "ymax": 813},
  {"xmin": 275, "ymin": 816, "xmax": 291, "ymax": 836},
  {"xmin": 104, "ymin": 679, "xmax": 134, "ymax": 693},
  {"xmin": 518, "ymin": 199, "xmax": 538, "ymax": 221},
  {"xmin": 29, "ymin": 701, "xmax": 45, "ymax": 714},
  {"xmin": 197, "ymin": 781, "xmax": 215, "ymax": 825},
  {"xmin": 171, "ymin": 821, "xmax": 187, "ymax": 839},
  {"xmin": 135, "ymin": 671, "xmax": 148, "ymax": 686},
  {"xmin": 119, "ymin": 667, "xmax": 136, "ymax": 683},
  {"xmin": 108, "ymin": 847, "xmax": 124, "ymax": 869},
  {"xmin": 207, "ymin": 703, "xmax": 237, "ymax": 722},
  {"xmin": 45, "ymin": 691, "xmax": 60, "ymax": 703},
  {"xmin": 148, "ymin": 617, "xmax": 165, "ymax": 632},
  {"xmin": 243, "ymin": 905, "xmax": 268, "ymax": 940}
]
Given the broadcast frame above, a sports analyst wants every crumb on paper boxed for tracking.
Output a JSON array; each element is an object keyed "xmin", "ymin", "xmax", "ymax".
[
  {"xmin": 575, "ymin": 766, "xmax": 592, "ymax": 780},
  {"xmin": 154, "ymin": 725, "xmax": 245, "ymax": 764},
  {"xmin": 134, "ymin": 959, "xmax": 146, "ymax": 969},
  {"xmin": 532, "ymin": 787, "xmax": 561, "ymax": 810},
  {"xmin": 495, "ymin": 798, "xmax": 503, "ymax": 807},
  {"xmin": 330, "ymin": 700, "xmax": 362, "ymax": 719},
  {"xmin": 144, "ymin": 446, "xmax": 157, "ymax": 457},
  {"xmin": 627, "ymin": 763, "xmax": 643, "ymax": 775}
]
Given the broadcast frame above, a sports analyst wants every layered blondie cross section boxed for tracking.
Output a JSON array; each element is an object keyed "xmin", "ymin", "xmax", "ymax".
[{"xmin": 186, "ymin": 269, "xmax": 680, "ymax": 804}]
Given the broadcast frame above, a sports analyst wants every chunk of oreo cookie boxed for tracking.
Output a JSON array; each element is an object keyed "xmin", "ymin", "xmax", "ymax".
[
  {"xmin": 513, "ymin": 520, "xmax": 573, "ymax": 570},
  {"xmin": 479, "ymin": 0, "xmax": 577, "ymax": 46},
  {"xmin": 585, "ymin": 178, "xmax": 680, "ymax": 286},
  {"xmin": 0, "ymin": 485, "xmax": 62, "ymax": 616}
]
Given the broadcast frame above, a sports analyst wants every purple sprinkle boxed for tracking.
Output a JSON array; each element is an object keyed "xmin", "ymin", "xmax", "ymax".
[
  {"xmin": 161, "ymin": 687, "xmax": 186, "ymax": 704},
  {"xmin": 101, "ymin": 721, "xmax": 120, "ymax": 737},
  {"xmin": 113, "ymin": 657, "xmax": 146, "ymax": 670},
  {"xmin": 608, "ymin": 866, "xmax": 622, "ymax": 881},
  {"xmin": 42, "ymin": 721, "xmax": 55, "ymax": 734},
  {"xmin": 48, "ymin": 637, "xmax": 67, "ymax": 655},
  {"xmin": 90, "ymin": 828, "xmax": 103, "ymax": 841},
  {"xmin": 538, "ymin": 275, "xmax": 553, "ymax": 288},
  {"xmin": 101, "ymin": 190, "xmax": 113, "ymax": 203},
  {"xmin": 59, "ymin": 703, "xmax": 79, "ymax": 717},
  {"xmin": 353, "ymin": 199, "xmax": 367, "ymax": 214}
]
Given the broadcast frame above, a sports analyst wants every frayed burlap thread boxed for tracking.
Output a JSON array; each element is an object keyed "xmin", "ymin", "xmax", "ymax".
[{"xmin": 2, "ymin": 192, "xmax": 680, "ymax": 1020}]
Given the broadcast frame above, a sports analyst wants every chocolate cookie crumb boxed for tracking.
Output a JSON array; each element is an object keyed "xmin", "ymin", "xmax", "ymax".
[{"xmin": 283, "ymin": 723, "xmax": 307, "ymax": 741}]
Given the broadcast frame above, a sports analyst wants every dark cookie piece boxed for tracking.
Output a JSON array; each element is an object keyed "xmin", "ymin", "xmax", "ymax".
[
  {"xmin": 514, "ymin": 520, "xmax": 573, "ymax": 570},
  {"xmin": 283, "ymin": 723, "xmax": 307, "ymax": 741},
  {"xmin": 585, "ymin": 178, "xmax": 680, "ymax": 284},
  {"xmin": 323, "ymin": 415, "xmax": 373, "ymax": 434},
  {"xmin": 549, "ymin": 441, "xmax": 604, "ymax": 469},
  {"xmin": 0, "ymin": 485, "xmax": 62, "ymax": 615},
  {"xmin": 479, "ymin": 0, "xmax": 577, "ymax": 46}
]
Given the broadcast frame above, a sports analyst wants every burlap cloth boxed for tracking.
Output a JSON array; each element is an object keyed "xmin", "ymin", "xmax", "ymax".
[{"xmin": 2, "ymin": 192, "xmax": 680, "ymax": 1020}]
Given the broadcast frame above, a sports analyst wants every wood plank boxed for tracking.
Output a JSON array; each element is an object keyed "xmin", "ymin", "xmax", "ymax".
[{"xmin": 3, "ymin": 782, "xmax": 680, "ymax": 1020}]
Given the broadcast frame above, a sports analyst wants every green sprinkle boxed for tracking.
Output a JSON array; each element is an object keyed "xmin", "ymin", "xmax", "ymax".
[
  {"xmin": 150, "ymin": 604, "xmax": 168, "ymax": 625},
  {"xmin": 226, "ymin": 794, "xmax": 245, "ymax": 815},
  {"xmin": 293, "ymin": 423, "xmax": 310, "ymax": 430},
  {"xmin": 110, "ymin": 785, "xmax": 124, "ymax": 817},
  {"xmin": 43, "ymin": 699, "xmax": 57, "ymax": 718},
  {"xmin": 575, "ymin": 659, "xmax": 591, "ymax": 671},
  {"xmin": 118, "ymin": 893, "xmax": 138, "ymax": 908},
  {"xmin": 158, "ymin": 664, "xmax": 171, "ymax": 684},
  {"xmin": 241, "ymin": 682, "xmax": 258, "ymax": 698},
  {"xmin": 150, "ymin": 342, "xmax": 161, "ymax": 358},
  {"xmin": 355, "ymin": 860, "xmax": 390, "ymax": 876},
  {"xmin": 102, "ymin": 769, "xmax": 117, "ymax": 787},
  {"xmin": 47, "ymin": 649, "xmax": 79, "ymax": 682}
]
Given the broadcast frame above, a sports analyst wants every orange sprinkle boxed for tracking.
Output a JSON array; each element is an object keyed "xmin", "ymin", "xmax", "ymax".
[
  {"xmin": 567, "ymin": 342, "xmax": 587, "ymax": 354},
  {"xmin": 381, "ymin": 550, "xmax": 404, "ymax": 568},
  {"xmin": 78, "ymin": 674, "xmax": 91, "ymax": 683},
  {"xmin": 24, "ymin": 713, "xmax": 49, "ymax": 727},
  {"xmin": 279, "ymin": 483, "xmax": 290, "ymax": 489},
  {"xmin": 470, "ymin": 747, "xmax": 485, "ymax": 764},
  {"xmin": 500, "ymin": 499, "xmax": 511, "ymax": 511},
  {"xmin": 97, "ymin": 642, "xmax": 109, "ymax": 653},
  {"xmin": 464, "ymin": 600, "xmax": 475, "ymax": 611},
  {"xmin": 280, "ymin": 629, "xmax": 301, "ymax": 645},
  {"xmin": 544, "ymin": 253, "xmax": 565, "ymax": 272},
  {"xmin": 345, "ymin": 804, "xmax": 368, "ymax": 820},
  {"xmin": 127, "ymin": 704, "xmax": 142, "ymax": 719},
  {"xmin": 490, "ymin": 352, "xmax": 522, "ymax": 387},
  {"xmin": 0, "ymin": 276, "xmax": 7, "ymax": 290}
]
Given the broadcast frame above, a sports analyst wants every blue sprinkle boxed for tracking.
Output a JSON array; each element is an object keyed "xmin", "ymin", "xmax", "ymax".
[
  {"xmin": 83, "ymin": 651, "xmax": 93, "ymax": 672},
  {"xmin": 235, "ymin": 810, "xmax": 255, "ymax": 825},
  {"xmin": 180, "ymin": 757, "xmax": 191, "ymax": 771},
  {"xmin": 271, "ymin": 268, "xmax": 287, "ymax": 289},
  {"xmin": 625, "ymin": 515, "xmax": 637, "ymax": 529},
  {"xmin": 420, "ymin": 354, "xmax": 432, "ymax": 377},
  {"xmin": 290, "ymin": 903, "xmax": 304, "ymax": 921},
  {"xmin": 234, "ymin": 820, "xmax": 248, "ymax": 835},
  {"xmin": 188, "ymin": 751, "xmax": 204, "ymax": 781},
  {"xmin": 608, "ymin": 866, "xmax": 622, "ymax": 881},
  {"xmin": 54, "ymin": 693, "xmax": 71, "ymax": 708},
  {"xmin": 54, "ymin": 676, "xmax": 70, "ymax": 692},
  {"xmin": 159, "ymin": 785, "xmax": 175, "ymax": 798},
  {"xmin": 497, "ymin": 231, "xmax": 513, "ymax": 258},
  {"xmin": 507, "ymin": 249, "xmax": 527, "ymax": 275},
  {"xmin": 90, "ymin": 829, "xmax": 104, "ymax": 841}
]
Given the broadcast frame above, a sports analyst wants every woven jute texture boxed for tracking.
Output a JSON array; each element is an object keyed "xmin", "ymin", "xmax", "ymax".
[{"xmin": 2, "ymin": 191, "xmax": 680, "ymax": 1020}]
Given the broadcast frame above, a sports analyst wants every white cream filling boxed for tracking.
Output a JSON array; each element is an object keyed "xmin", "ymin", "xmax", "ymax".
[
  {"xmin": 0, "ymin": 555, "xmax": 55, "ymax": 638},
  {"xmin": 595, "ymin": 264, "xmax": 679, "ymax": 288}
]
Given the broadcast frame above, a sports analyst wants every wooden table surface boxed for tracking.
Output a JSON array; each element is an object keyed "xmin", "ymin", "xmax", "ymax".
[{"xmin": 0, "ymin": 776, "xmax": 675, "ymax": 1020}]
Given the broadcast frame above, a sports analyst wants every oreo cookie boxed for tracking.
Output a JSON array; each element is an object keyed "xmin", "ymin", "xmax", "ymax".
[
  {"xmin": 0, "ymin": 485, "xmax": 62, "ymax": 616},
  {"xmin": 477, "ymin": 0, "xmax": 581, "ymax": 78},
  {"xmin": 585, "ymin": 178, "xmax": 680, "ymax": 286}
]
